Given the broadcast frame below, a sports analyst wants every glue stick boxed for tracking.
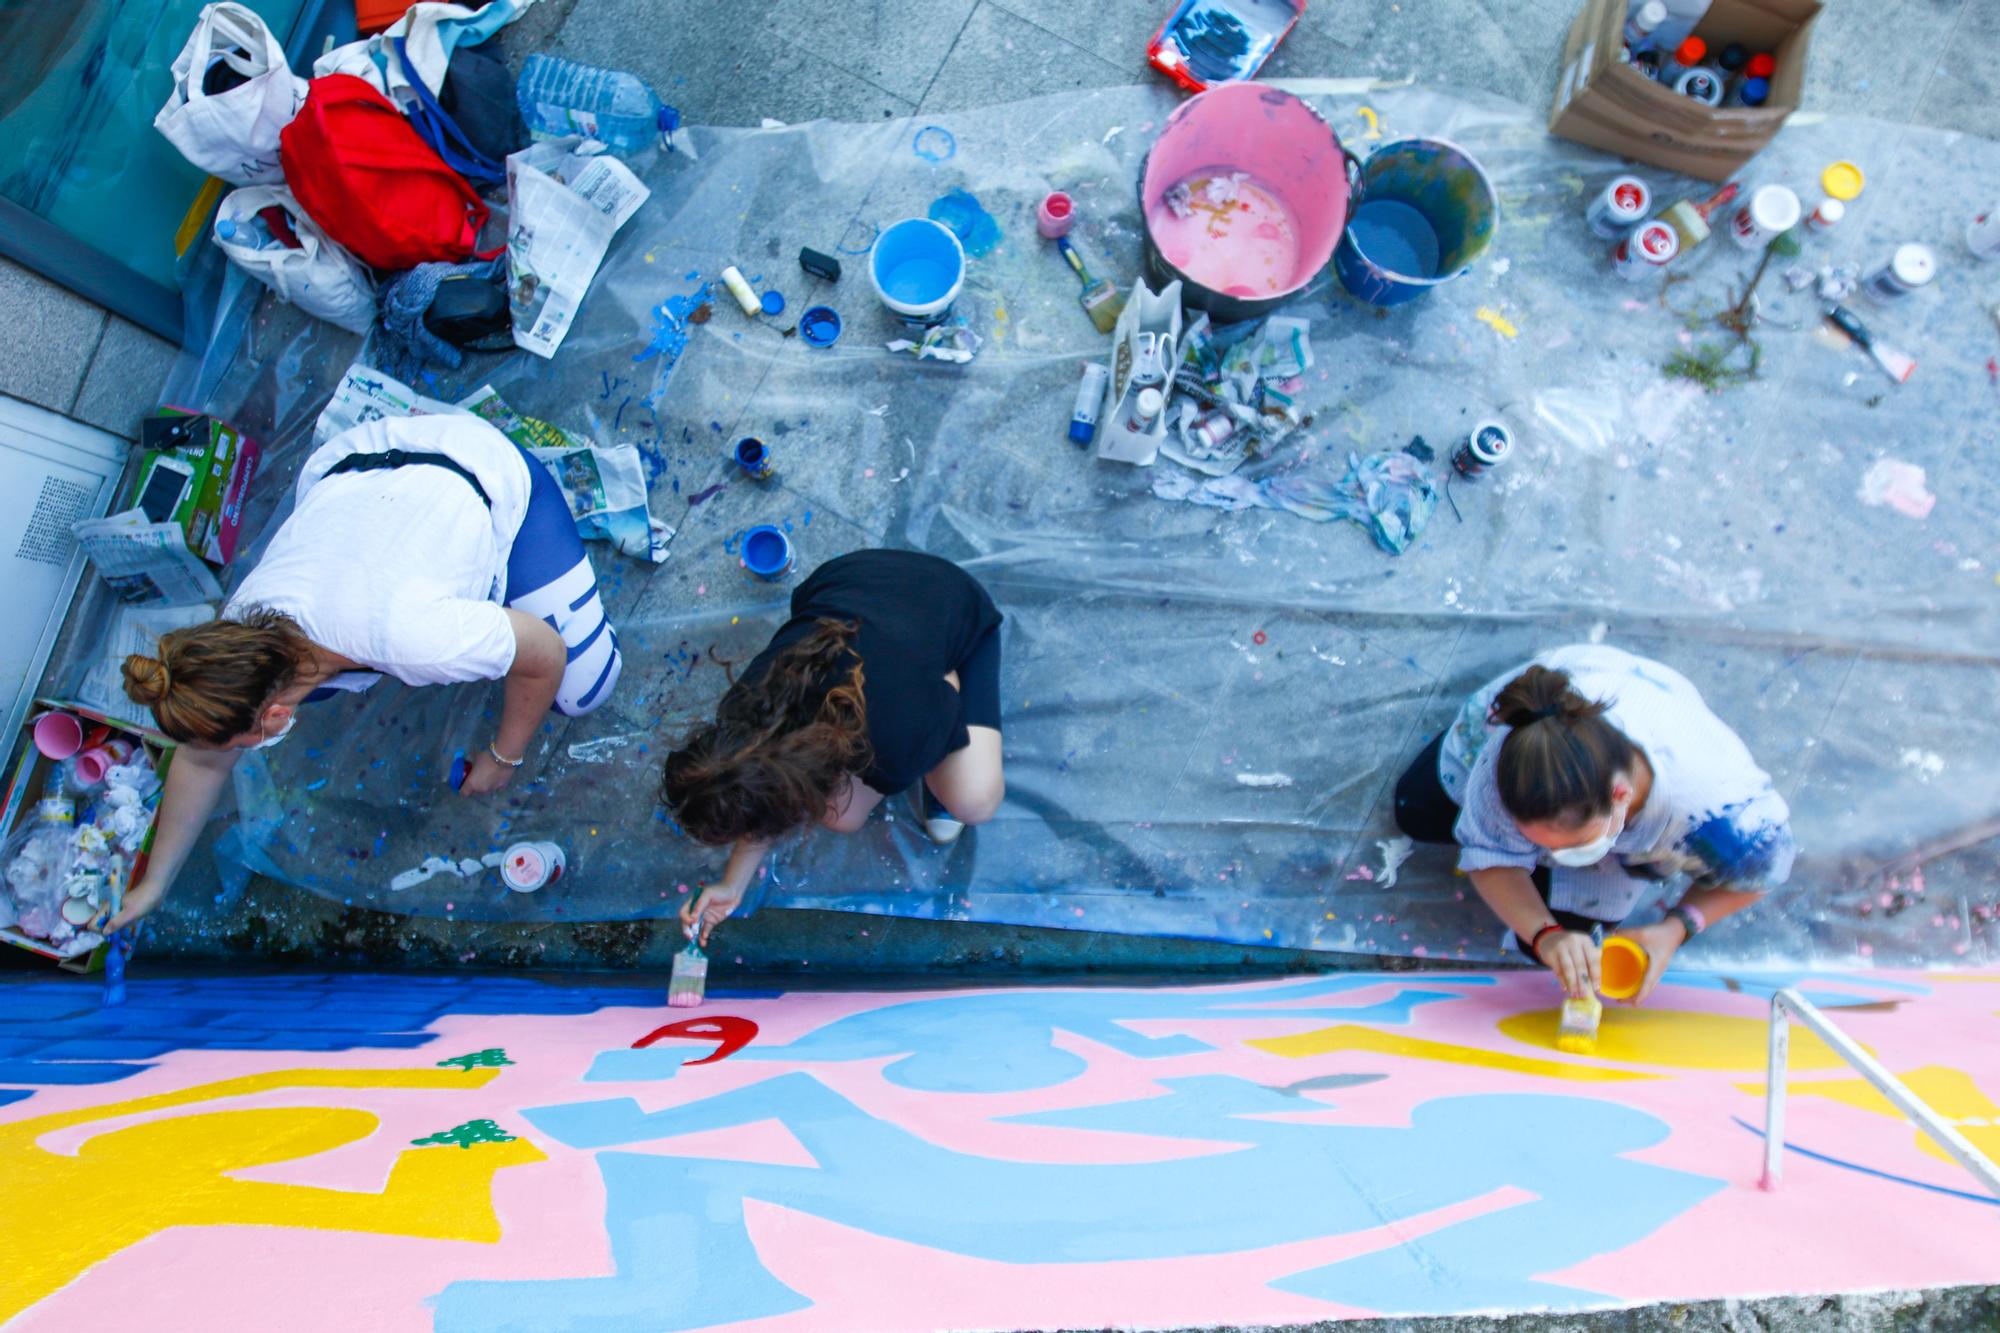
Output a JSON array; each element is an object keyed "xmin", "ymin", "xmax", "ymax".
[{"xmin": 720, "ymin": 265, "xmax": 761, "ymax": 317}]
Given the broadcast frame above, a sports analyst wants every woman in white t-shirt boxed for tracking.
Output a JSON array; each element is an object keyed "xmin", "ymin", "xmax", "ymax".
[
  {"xmin": 1391, "ymin": 645, "xmax": 1796, "ymax": 1002},
  {"xmin": 104, "ymin": 414, "xmax": 623, "ymax": 929}
]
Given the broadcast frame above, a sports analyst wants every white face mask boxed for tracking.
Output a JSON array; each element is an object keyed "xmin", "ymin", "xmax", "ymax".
[
  {"xmin": 1548, "ymin": 806, "xmax": 1625, "ymax": 868},
  {"xmin": 250, "ymin": 710, "xmax": 296, "ymax": 750}
]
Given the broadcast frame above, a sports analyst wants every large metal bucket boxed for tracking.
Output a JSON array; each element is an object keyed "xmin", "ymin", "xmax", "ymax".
[{"xmin": 1139, "ymin": 83, "xmax": 1357, "ymax": 323}]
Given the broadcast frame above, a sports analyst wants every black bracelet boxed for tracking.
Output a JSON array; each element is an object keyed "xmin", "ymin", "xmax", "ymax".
[{"xmin": 1667, "ymin": 905, "xmax": 1702, "ymax": 939}]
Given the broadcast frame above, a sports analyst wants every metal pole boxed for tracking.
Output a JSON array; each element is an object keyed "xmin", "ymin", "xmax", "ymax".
[
  {"xmin": 1761, "ymin": 987, "xmax": 2000, "ymax": 1201},
  {"xmin": 1761, "ymin": 994, "xmax": 1790, "ymax": 1190}
]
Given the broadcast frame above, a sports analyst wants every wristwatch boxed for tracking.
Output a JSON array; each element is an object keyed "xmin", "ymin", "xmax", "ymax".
[{"xmin": 1667, "ymin": 904, "xmax": 1705, "ymax": 940}]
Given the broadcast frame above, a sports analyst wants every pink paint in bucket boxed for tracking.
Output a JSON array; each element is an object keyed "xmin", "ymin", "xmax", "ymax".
[
  {"xmin": 32, "ymin": 712, "xmax": 85, "ymax": 760},
  {"xmin": 1037, "ymin": 192, "xmax": 1074, "ymax": 239},
  {"xmin": 1139, "ymin": 83, "xmax": 1355, "ymax": 321}
]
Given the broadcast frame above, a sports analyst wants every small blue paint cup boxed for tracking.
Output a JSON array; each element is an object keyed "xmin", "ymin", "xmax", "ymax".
[
  {"xmin": 741, "ymin": 525, "xmax": 795, "ymax": 580},
  {"xmin": 799, "ymin": 305, "xmax": 841, "ymax": 347},
  {"xmin": 734, "ymin": 437, "xmax": 774, "ymax": 481},
  {"xmin": 870, "ymin": 218, "xmax": 964, "ymax": 327}
]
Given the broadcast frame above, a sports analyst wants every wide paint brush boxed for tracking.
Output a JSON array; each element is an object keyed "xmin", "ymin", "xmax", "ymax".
[
  {"xmin": 667, "ymin": 930, "xmax": 708, "ymax": 1007},
  {"xmin": 1054, "ymin": 236, "xmax": 1125, "ymax": 334},
  {"xmin": 1826, "ymin": 304, "xmax": 1916, "ymax": 384}
]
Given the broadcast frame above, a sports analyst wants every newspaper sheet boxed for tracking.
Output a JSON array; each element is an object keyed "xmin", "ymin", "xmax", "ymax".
[
  {"xmin": 506, "ymin": 138, "xmax": 651, "ymax": 359},
  {"xmin": 70, "ymin": 510, "xmax": 225, "ymax": 607},
  {"xmin": 72, "ymin": 603, "xmax": 217, "ymax": 729}
]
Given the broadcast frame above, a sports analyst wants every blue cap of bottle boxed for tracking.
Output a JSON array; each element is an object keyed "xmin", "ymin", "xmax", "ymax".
[
  {"xmin": 1067, "ymin": 418, "xmax": 1096, "ymax": 445},
  {"xmin": 1738, "ymin": 76, "xmax": 1769, "ymax": 106},
  {"xmin": 216, "ymin": 218, "xmax": 236, "ymax": 238}
]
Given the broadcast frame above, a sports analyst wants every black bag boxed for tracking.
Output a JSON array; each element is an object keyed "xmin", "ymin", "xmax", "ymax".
[{"xmin": 394, "ymin": 40, "xmax": 525, "ymax": 186}]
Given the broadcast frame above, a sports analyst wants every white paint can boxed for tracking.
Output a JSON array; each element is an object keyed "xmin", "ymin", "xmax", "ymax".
[
  {"xmin": 1585, "ymin": 175, "xmax": 1651, "ymax": 239},
  {"xmin": 1728, "ymin": 184, "xmax": 1800, "ymax": 250},
  {"xmin": 1862, "ymin": 243, "xmax": 1936, "ymax": 300},
  {"xmin": 500, "ymin": 841, "xmax": 566, "ymax": 892}
]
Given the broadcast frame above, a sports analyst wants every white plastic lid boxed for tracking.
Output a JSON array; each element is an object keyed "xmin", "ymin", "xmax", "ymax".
[
  {"xmin": 1892, "ymin": 243, "xmax": 1936, "ymax": 286},
  {"xmin": 1136, "ymin": 387, "xmax": 1163, "ymax": 415},
  {"xmin": 1751, "ymin": 185, "xmax": 1802, "ymax": 233},
  {"xmin": 1814, "ymin": 198, "xmax": 1845, "ymax": 225},
  {"xmin": 1638, "ymin": 0, "xmax": 1666, "ymax": 23}
]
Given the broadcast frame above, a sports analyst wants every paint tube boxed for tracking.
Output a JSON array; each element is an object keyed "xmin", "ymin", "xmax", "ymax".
[
  {"xmin": 1966, "ymin": 206, "xmax": 2000, "ymax": 262},
  {"xmin": 1585, "ymin": 176, "xmax": 1651, "ymax": 240},
  {"xmin": 720, "ymin": 265, "xmax": 761, "ymax": 316},
  {"xmin": 1862, "ymin": 244, "xmax": 1936, "ymax": 300},
  {"xmin": 1069, "ymin": 362, "xmax": 1109, "ymax": 445},
  {"xmin": 1611, "ymin": 221, "xmax": 1679, "ymax": 280}
]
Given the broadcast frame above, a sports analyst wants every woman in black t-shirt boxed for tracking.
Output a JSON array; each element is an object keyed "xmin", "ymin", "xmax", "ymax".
[{"xmin": 663, "ymin": 549, "xmax": 1006, "ymax": 942}]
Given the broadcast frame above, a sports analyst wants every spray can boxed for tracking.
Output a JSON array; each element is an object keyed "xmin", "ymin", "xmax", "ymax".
[
  {"xmin": 1612, "ymin": 220, "xmax": 1679, "ymax": 279},
  {"xmin": 1068, "ymin": 362, "xmax": 1109, "ymax": 444},
  {"xmin": 1585, "ymin": 176, "xmax": 1651, "ymax": 239},
  {"xmin": 719, "ymin": 265, "xmax": 761, "ymax": 317},
  {"xmin": 1452, "ymin": 421, "xmax": 1513, "ymax": 478},
  {"xmin": 1622, "ymin": 0, "xmax": 1666, "ymax": 50},
  {"xmin": 733, "ymin": 437, "xmax": 774, "ymax": 480},
  {"xmin": 1124, "ymin": 385, "xmax": 1164, "ymax": 434},
  {"xmin": 1966, "ymin": 205, "xmax": 2000, "ymax": 262},
  {"xmin": 1806, "ymin": 198, "xmax": 1844, "ymax": 233},
  {"xmin": 1673, "ymin": 66, "xmax": 1725, "ymax": 105},
  {"xmin": 1729, "ymin": 185, "xmax": 1801, "ymax": 250},
  {"xmin": 500, "ymin": 841, "xmax": 565, "ymax": 892},
  {"xmin": 1862, "ymin": 244, "xmax": 1937, "ymax": 300}
]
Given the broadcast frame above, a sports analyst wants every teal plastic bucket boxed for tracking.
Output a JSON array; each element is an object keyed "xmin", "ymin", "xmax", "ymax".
[{"xmin": 1334, "ymin": 137, "xmax": 1498, "ymax": 306}]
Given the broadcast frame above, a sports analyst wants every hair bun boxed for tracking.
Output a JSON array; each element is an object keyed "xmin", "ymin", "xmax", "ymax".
[{"xmin": 122, "ymin": 653, "xmax": 172, "ymax": 707}]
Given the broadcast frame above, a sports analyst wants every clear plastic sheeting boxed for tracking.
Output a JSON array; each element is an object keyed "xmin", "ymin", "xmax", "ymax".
[{"xmin": 129, "ymin": 82, "xmax": 2000, "ymax": 969}]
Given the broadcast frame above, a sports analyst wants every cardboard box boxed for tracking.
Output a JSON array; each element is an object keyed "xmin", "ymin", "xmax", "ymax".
[
  {"xmin": 132, "ymin": 410, "xmax": 263, "ymax": 567},
  {"xmin": 1550, "ymin": 0, "xmax": 1819, "ymax": 181},
  {"xmin": 0, "ymin": 701, "xmax": 169, "ymax": 974}
]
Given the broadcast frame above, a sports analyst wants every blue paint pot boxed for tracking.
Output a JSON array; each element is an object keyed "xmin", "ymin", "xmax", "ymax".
[
  {"xmin": 741, "ymin": 525, "xmax": 795, "ymax": 580},
  {"xmin": 799, "ymin": 305, "xmax": 842, "ymax": 347},
  {"xmin": 869, "ymin": 218, "xmax": 964, "ymax": 326},
  {"xmin": 734, "ymin": 437, "xmax": 773, "ymax": 481},
  {"xmin": 1334, "ymin": 137, "xmax": 1498, "ymax": 307}
]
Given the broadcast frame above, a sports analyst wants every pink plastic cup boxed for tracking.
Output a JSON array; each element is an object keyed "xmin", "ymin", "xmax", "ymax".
[
  {"xmin": 1038, "ymin": 191, "xmax": 1075, "ymax": 239},
  {"xmin": 32, "ymin": 712, "xmax": 85, "ymax": 761},
  {"xmin": 74, "ymin": 738, "xmax": 137, "ymax": 787}
]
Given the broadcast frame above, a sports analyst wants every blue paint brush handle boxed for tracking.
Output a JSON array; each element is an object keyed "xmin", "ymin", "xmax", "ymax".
[
  {"xmin": 1054, "ymin": 236, "xmax": 1095, "ymax": 284},
  {"xmin": 449, "ymin": 750, "xmax": 467, "ymax": 790}
]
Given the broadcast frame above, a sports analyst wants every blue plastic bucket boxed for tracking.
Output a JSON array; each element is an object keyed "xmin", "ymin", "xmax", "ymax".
[
  {"xmin": 741, "ymin": 525, "xmax": 795, "ymax": 580},
  {"xmin": 1334, "ymin": 138, "xmax": 1498, "ymax": 307},
  {"xmin": 869, "ymin": 218, "xmax": 965, "ymax": 326}
]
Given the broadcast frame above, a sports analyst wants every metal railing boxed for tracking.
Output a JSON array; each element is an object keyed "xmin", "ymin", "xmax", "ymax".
[{"xmin": 1760, "ymin": 986, "xmax": 2000, "ymax": 1199}]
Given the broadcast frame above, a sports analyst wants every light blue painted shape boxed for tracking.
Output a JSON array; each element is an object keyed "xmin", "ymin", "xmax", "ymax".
[
  {"xmin": 733, "ymin": 974, "xmax": 1490, "ymax": 1092},
  {"xmin": 432, "ymin": 1071, "xmax": 1719, "ymax": 1330},
  {"xmin": 585, "ymin": 1047, "xmax": 695, "ymax": 1082}
]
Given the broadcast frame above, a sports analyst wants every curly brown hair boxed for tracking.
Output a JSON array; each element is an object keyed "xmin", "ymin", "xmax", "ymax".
[
  {"xmin": 661, "ymin": 620, "xmax": 873, "ymax": 845},
  {"xmin": 122, "ymin": 606, "xmax": 315, "ymax": 745}
]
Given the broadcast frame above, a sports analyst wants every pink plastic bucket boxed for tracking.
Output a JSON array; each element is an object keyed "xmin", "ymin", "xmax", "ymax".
[
  {"xmin": 32, "ymin": 712, "xmax": 85, "ymax": 760},
  {"xmin": 1140, "ymin": 83, "xmax": 1357, "ymax": 320}
]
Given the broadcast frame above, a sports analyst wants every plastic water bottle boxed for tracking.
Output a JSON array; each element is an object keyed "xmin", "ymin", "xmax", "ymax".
[
  {"xmin": 215, "ymin": 216, "xmax": 277, "ymax": 249},
  {"xmin": 516, "ymin": 54, "xmax": 679, "ymax": 155}
]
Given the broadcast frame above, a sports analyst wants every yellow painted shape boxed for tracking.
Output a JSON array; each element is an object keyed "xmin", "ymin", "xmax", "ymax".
[
  {"xmin": 1, "ymin": 1067, "xmax": 541, "ymax": 1320},
  {"xmin": 1499, "ymin": 1007, "xmax": 1854, "ymax": 1071},
  {"xmin": 1356, "ymin": 106, "xmax": 1382, "ymax": 139},
  {"xmin": 1475, "ymin": 306, "xmax": 1519, "ymax": 338},
  {"xmin": 1248, "ymin": 1024, "xmax": 1659, "ymax": 1082},
  {"xmin": 174, "ymin": 176, "xmax": 226, "ymax": 257},
  {"xmin": 1735, "ymin": 1065, "xmax": 2000, "ymax": 1168}
]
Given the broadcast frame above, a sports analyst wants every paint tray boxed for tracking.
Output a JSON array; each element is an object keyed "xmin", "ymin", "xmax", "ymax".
[{"xmin": 1147, "ymin": 0, "xmax": 1305, "ymax": 94}]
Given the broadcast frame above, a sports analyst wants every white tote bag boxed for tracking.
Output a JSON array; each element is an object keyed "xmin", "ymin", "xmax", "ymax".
[
  {"xmin": 213, "ymin": 187, "xmax": 378, "ymax": 335},
  {"xmin": 154, "ymin": 3, "xmax": 307, "ymax": 185}
]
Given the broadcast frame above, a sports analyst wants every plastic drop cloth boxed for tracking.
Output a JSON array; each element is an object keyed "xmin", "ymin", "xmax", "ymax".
[{"xmin": 119, "ymin": 80, "xmax": 2000, "ymax": 970}]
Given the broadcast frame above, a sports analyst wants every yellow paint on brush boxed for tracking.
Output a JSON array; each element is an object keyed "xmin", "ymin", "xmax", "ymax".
[
  {"xmin": 1475, "ymin": 306, "xmax": 1519, "ymax": 338},
  {"xmin": 1248, "ymin": 1024, "xmax": 1658, "ymax": 1082},
  {"xmin": 0, "ymin": 1067, "xmax": 542, "ymax": 1320},
  {"xmin": 1500, "ymin": 1007, "xmax": 1855, "ymax": 1072},
  {"xmin": 1735, "ymin": 1065, "xmax": 2000, "ymax": 1167}
]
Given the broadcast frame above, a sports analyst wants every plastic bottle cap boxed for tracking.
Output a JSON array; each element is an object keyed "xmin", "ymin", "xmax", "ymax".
[
  {"xmin": 1738, "ymin": 76, "xmax": 1770, "ymax": 105},
  {"xmin": 1136, "ymin": 387, "xmax": 1163, "ymax": 416},
  {"xmin": 1635, "ymin": 0, "xmax": 1665, "ymax": 25},
  {"xmin": 1746, "ymin": 51, "xmax": 1777, "ymax": 78},
  {"xmin": 1813, "ymin": 198, "xmax": 1844, "ymax": 226},
  {"xmin": 1820, "ymin": 160, "xmax": 1865, "ymax": 201},
  {"xmin": 216, "ymin": 218, "xmax": 236, "ymax": 238},
  {"xmin": 1675, "ymin": 37, "xmax": 1706, "ymax": 63}
]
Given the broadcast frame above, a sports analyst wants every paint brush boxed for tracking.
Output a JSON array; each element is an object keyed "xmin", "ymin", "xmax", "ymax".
[
  {"xmin": 1826, "ymin": 304, "xmax": 1916, "ymax": 384},
  {"xmin": 1554, "ymin": 993, "xmax": 1602, "ymax": 1054},
  {"xmin": 1053, "ymin": 236, "xmax": 1125, "ymax": 334},
  {"xmin": 667, "ymin": 930, "xmax": 708, "ymax": 1008}
]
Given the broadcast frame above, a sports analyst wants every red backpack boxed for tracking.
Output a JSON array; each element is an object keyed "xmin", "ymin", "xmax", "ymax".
[{"xmin": 279, "ymin": 74, "xmax": 493, "ymax": 271}]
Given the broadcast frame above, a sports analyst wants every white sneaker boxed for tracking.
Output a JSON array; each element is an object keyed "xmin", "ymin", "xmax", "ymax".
[{"xmin": 910, "ymin": 785, "xmax": 964, "ymax": 846}]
